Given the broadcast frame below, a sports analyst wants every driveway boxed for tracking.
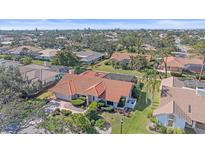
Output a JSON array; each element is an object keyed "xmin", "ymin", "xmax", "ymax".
[{"xmin": 49, "ymin": 99, "xmax": 86, "ymax": 113}]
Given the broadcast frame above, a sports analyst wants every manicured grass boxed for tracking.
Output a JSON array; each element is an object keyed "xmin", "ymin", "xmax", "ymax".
[
  {"xmin": 89, "ymin": 60, "xmax": 143, "ymax": 76},
  {"xmin": 37, "ymin": 91, "xmax": 53, "ymax": 100},
  {"xmin": 101, "ymin": 80, "xmax": 160, "ymax": 134},
  {"xmin": 0, "ymin": 55, "xmax": 6, "ymax": 59},
  {"xmin": 102, "ymin": 108, "xmax": 151, "ymax": 134},
  {"xmin": 32, "ymin": 59, "xmax": 52, "ymax": 65}
]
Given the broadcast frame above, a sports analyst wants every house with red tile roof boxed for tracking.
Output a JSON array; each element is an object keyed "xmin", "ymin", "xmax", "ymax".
[
  {"xmin": 154, "ymin": 77, "xmax": 205, "ymax": 132},
  {"xmin": 158, "ymin": 56, "xmax": 203, "ymax": 73},
  {"xmin": 50, "ymin": 73, "xmax": 137, "ymax": 109}
]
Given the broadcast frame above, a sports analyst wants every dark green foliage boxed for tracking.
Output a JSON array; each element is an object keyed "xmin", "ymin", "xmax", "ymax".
[
  {"xmin": 88, "ymin": 102, "xmax": 98, "ymax": 110},
  {"xmin": 117, "ymin": 97, "xmax": 126, "ymax": 108},
  {"xmin": 60, "ymin": 109, "xmax": 72, "ymax": 116},
  {"xmin": 20, "ymin": 56, "xmax": 32, "ymax": 65},
  {"xmin": 104, "ymin": 60, "xmax": 110, "ymax": 65},
  {"xmin": 95, "ymin": 119, "xmax": 106, "ymax": 129},
  {"xmin": 101, "ymin": 106, "xmax": 114, "ymax": 112},
  {"xmin": 150, "ymin": 117, "xmax": 157, "ymax": 123},
  {"xmin": 4, "ymin": 55, "xmax": 12, "ymax": 60},
  {"xmin": 74, "ymin": 66, "xmax": 86, "ymax": 74},
  {"xmin": 85, "ymin": 109, "xmax": 98, "ymax": 121},
  {"xmin": 170, "ymin": 72, "xmax": 182, "ymax": 77},
  {"xmin": 132, "ymin": 84, "xmax": 141, "ymax": 99},
  {"xmin": 52, "ymin": 49, "xmax": 80, "ymax": 67}
]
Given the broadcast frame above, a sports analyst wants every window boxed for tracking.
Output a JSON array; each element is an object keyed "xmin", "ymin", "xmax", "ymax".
[{"xmin": 167, "ymin": 115, "xmax": 175, "ymax": 127}]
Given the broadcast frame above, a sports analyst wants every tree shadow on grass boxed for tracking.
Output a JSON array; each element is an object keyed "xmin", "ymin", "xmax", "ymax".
[{"xmin": 135, "ymin": 91, "xmax": 151, "ymax": 111}]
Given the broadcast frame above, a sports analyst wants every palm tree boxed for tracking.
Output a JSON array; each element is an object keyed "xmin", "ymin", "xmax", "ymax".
[
  {"xmin": 158, "ymin": 47, "xmax": 172, "ymax": 78},
  {"xmin": 193, "ymin": 40, "xmax": 205, "ymax": 81},
  {"xmin": 143, "ymin": 69, "xmax": 159, "ymax": 106}
]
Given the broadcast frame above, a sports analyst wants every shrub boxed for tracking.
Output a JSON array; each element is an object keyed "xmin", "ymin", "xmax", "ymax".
[
  {"xmin": 147, "ymin": 110, "xmax": 153, "ymax": 118},
  {"xmin": 97, "ymin": 102, "xmax": 105, "ymax": 108},
  {"xmin": 85, "ymin": 109, "xmax": 98, "ymax": 121},
  {"xmin": 101, "ymin": 106, "xmax": 113, "ymax": 112},
  {"xmin": 174, "ymin": 128, "xmax": 185, "ymax": 134},
  {"xmin": 104, "ymin": 61, "xmax": 110, "ymax": 65},
  {"xmin": 89, "ymin": 102, "xmax": 98, "ymax": 110},
  {"xmin": 79, "ymin": 96, "xmax": 86, "ymax": 101},
  {"xmin": 95, "ymin": 119, "xmax": 106, "ymax": 129},
  {"xmin": 132, "ymin": 84, "xmax": 141, "ymax": 99},
  {"xmin": 150, "ymin": 117, "xmax": 157, "ymax": 123},
  {"xmin": 166, "ymin": 127, "xmax": 175, "ymax": 134},
  {"xmin": 157, "ymin": 125, "xmax": 167, "ymax": 134},
  {"xmin": 170, "ymin": 72, "xmax": 182, "ymax": 77},
  {"xmin": 71, "ymin": 99, "xmax": 85, "ymax": 106},
  {"xmin": 4, "ymin": 55, "xmax": 12, "ymax": 60},
  {"xmin": 61, "ymin": 109, "xmax": 72, "ymax": 116},
  {"xmin": 20, "ymin": 56, "xmax": 32, "ymax": 65},
  {"xmin": 117, "ymin": 97, "xmax": 126, "ymax": 108},
  {"xmin": 52, "ymin": 108, "xmax": 61, "ymax": 116}
]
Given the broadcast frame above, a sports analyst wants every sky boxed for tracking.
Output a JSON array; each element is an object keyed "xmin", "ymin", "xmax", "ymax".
[{"xmin": 0, "ymin": 19, "xmax": 205, "ymax": 30}]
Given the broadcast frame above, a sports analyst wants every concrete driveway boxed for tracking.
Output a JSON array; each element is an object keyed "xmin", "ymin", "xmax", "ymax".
[{"xmin": 49, "ymin": 99, "xmax": 86, "ymax": 113}]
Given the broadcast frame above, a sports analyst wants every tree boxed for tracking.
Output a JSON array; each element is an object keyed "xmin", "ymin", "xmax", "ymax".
[
  {"xmin": 193, "ymin": 40, "xmax": 205, "ymax": 81},
  {"xmin": 128, "ymin": 54, "xmax": 147, "ymax": 70},
  {"xmin": 0, "ymin": 67, "xmax": 43, "ymax": 132},
  {"xmin": 158, "ymin": 47, "xmax": 173, "ymax": 78},
  {"xmin": 52, "ymin": 48, "xmax": 80, "ymax": 67},
  {"xmin": 143, "ymin": 68, "xmax": 159, "ymax": 106},
  {"xmin": 119, "ymin": 33, "xmax": 143, "ymax": 53},
  {"xmin": 4, "ymin": 55, "xmax": 12, "ymax": 60}
]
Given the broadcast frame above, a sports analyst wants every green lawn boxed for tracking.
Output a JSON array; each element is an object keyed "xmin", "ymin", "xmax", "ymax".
[
  {"xmin": 89, "ymin": 60, "xmax": 143, "ymax": 76},
  {"xmin": 102, "ymin": 108, "xmax": 151, "ymax": 134},
  {"xmin": 32, "ymin": 60, "xmax": 52, "ymax": 65},
  {"xmin": 102, "ymin": 81, "xmax": 160, "ymax": 134}
]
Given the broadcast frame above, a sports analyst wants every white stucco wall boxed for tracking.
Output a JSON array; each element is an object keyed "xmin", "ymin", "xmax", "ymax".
[{"xmin": 156, "ymin": 114, "xmax": 186, "ymax": 129}]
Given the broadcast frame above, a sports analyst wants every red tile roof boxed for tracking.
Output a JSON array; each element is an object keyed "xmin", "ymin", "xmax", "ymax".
[
  {"xmin": 160, "ymin": 56, "xmax": 203, "ymax": 68},
  {"xmin": 50, "ymin": 73, "xmax": 133, "ymax": 103}
]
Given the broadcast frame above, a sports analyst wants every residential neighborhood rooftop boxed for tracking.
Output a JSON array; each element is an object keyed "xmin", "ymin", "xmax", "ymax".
[
  {"xmin": 50, "ymin": 73, "xmax": 133, "ymax": 103},
  {"xmin": 75, "ymin": 51, "xmax": 104, "ymax": 64},
  {"xmin": 154, "ymin": 77, "xmax": 205, "ymax": 124}
]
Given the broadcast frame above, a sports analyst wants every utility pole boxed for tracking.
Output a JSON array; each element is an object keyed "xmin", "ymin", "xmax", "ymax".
[{"xmin": 120, "ymin": 117, "xmax": 124, "ymax": 134}]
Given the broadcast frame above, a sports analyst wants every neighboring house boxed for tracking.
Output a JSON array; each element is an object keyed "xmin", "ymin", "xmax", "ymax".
[
  {"xmin": 36, "ymin": 49, "xmax": 59, "ymax": 60},
  {"xmin": 110, "ymin": 52, "xmax": 151, "ymax": 65},
  {"xmin": 104, "ymin": 73, "xmax": 137, "ymax": 83},
  {"xmin": 154, "ymin": 77, "xmax": 205, "ymax": 132},
  {"xmin": 158, "ymin": 56, "xmax": 203, "ymax": 73},
  {"xmin": 183, "ymin": 64, "xmax": 205, "ymax": 74},
  {"xmin": 110, "ymin": 52, "xmax": 134, "ymax": 65},
  {"xmin": 19, "ymin": 64, "xmax": 60, "ymax": 86},
  {"xmin": 80, "ymin": 70, "xmax": 106, "ymax": 78},
  {"xmin": 0, "ymin": 59, "xmax": 22, "ymax": 68},
  {"xmin": 6, "ymin": 46, "xmax": 42, "ymax": 56},
  {"xmin": 50, "ymin": 73, "xmax": 137, "ymax": 109},
  {"xmin": 75, "ymin": 51, "xmax": 104, "ymax": 64}
]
